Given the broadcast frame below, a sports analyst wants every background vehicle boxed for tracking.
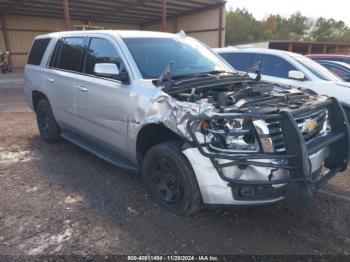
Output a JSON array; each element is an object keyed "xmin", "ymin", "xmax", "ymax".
[
  {"xmin": 24, "ymin": 31, "xmax": 349, "ymax": 215},
  {"xmin": 0, "ymin": 51, "xmax": 12, "ymax": 73},
  {"xmin": 306, "ymin": 54, "xmax": 350, "ymax": 65},
  {"xmin": 215, "ymin": 47, "xmax": 350, "ymax": 116},
  {"xmin": 313, "ymin": 60, "xmax": 350, "ymax": 82}
]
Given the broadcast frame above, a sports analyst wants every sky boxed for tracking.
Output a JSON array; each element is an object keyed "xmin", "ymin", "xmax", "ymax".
[{"xmin": 226, "ymin": 0, "xmax": 350, "ymax": 26}]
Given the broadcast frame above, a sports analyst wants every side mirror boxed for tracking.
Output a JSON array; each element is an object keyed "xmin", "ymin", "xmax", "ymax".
[
  {"xmin": 94, "ymin": 63, "xmax": 120, "ymax": 77},
  {"xmin": 288, "ymin": 70, "xmax": 305, "ymax": 81},
  {"xmin": 94, "ymin": 63, "xmax": 129, "ymax": 83}
]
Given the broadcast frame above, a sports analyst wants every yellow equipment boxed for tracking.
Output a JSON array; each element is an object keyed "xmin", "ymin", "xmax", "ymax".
[
  {"xmin": 72, "ymin": 24, "xmax": 107, "ymax": 31},
  {"xmin": 0, "ymin": 51, "xmax": 12, "ymax": 74}
]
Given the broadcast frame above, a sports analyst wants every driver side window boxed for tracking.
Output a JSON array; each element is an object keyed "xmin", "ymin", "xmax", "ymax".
[
  {"xmin": 257, "ymin": 54, "xmax": 297, "ymax": 79},
  {"xmin": 85, "ymin": 38, "xmax": 124, "ymax": 78}
]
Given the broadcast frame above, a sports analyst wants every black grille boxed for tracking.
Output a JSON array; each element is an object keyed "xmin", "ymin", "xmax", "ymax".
[{"xmin": 266, "ymin": 109, "xmax": 328, "ymax": 152}]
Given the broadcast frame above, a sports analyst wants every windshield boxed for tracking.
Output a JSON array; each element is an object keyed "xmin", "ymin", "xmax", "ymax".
[
  {"xmin": 293, "ymin": 56, "xmax": 343, "ymax": 82},
  {"xmin": 123, "ymin": 37, "xmax": 233, "ymax": 79}
]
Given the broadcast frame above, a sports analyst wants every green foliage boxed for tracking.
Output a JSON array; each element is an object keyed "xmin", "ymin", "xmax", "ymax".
[
  {"xmin": 225, "ymin": 8, "xmax": 260, "ymax": 44},
  {"xmin": 225, "ymin": 8, "xmax": 350, "ymax": 45}
]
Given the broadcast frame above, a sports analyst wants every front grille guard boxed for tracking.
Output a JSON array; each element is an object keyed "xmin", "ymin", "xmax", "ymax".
[{"xmin": 186, "ymin": 97, "xmax": 350, "ymax": 191}]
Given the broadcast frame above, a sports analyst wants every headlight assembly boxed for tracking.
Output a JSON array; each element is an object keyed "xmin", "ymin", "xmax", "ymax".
[{"xmin": 200, "ymin": 118, "xmax": 260, "ymax": 153}]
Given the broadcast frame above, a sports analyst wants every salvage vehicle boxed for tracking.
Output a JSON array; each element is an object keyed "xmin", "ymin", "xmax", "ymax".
[
  {"xmin": 25, "ymin": 31, "xmax": 349, "ymax": 215},
  {"xmin": 215, "ymin": 47, "xmax": 350, "ymax": 118}
]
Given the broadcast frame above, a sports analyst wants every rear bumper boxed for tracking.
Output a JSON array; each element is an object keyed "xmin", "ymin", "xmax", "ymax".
[{"xmin": 184, "ymin": 97, "xmax": 350, "ymax": 205}]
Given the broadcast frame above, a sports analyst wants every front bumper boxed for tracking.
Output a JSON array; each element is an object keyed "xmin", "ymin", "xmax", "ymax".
[{"xmin": 184, "ymin": 97, "xmax": 350, "ymax": 205}]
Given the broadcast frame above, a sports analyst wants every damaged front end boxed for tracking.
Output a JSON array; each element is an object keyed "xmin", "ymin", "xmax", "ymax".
[{"xmin": 160, "ymin": 74, "xmax": 350, "ymax": 205}]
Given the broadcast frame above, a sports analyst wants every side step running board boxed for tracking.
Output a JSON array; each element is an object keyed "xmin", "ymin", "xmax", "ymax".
[{"xmin": 61, "ymin": 130, "xmax": 139, "ymax": 173}]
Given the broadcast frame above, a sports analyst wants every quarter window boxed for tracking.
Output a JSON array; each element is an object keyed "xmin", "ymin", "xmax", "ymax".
[
  {"xmin": 85, "ymin": 38, "xmax": 123, "ymax": 77},
  {"xmin": 57, "ymin": 37, "xmax": 86, "ymax": 72},
  {"xmin": 27, "ymin": 38, "xmax": 51, "ymax": 65}
]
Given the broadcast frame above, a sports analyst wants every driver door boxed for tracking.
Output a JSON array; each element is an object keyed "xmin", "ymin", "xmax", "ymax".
[
  {"xmin": 256, "ymin": 54, "xmax": 309, "ymax": 88},
  {"xmin": 73, "ymin": 36, "xmax": 130, "ymax": 155}
]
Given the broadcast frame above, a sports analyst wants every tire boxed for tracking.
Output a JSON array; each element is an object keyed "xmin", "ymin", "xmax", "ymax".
[
  {"xmin": 36, "ymin": 99, "xmax": 61, "ymax": 143},
  {"xmin": 142, "ymin": 141, "xmax": 202, "ymax": 215},
  {"xmin": 345, "ymin": 107, "xmax": 350, "ymax": 122}
]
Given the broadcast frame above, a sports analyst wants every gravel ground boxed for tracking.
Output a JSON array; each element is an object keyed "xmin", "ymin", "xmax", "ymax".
[{"xmin": 0, "ymin": 85, "xmax": 350, "ymax": 255}]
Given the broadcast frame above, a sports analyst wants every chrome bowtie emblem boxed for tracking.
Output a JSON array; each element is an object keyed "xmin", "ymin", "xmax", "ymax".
[{"xmin": 303, "ymin": 119, "xmax": 317, "ymax": 132}]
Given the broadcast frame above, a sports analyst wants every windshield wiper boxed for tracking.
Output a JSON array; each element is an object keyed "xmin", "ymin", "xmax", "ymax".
[
  {"xmin": 157, "ymin": 61, "xmax": 175, "ymax": 87},
  {"xmin": 156, "ymin": 64, "xmax": 241, "ymax": 88},
  {"xmin": 171, "ymin": 70, "xmax": 237, "ymax": 80},
  {"xmin": 245, "ymin": 60, "xmax": 262, "ymax": 81}
]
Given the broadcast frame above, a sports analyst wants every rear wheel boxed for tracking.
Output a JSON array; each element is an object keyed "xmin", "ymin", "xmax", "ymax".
[
  {"xmin": 142, "ymin": 141, "xmax": 202, "ymax": 215},
  {"xmin": 36, "ymin": 99, "xmax": 61, "ymax": 143}
]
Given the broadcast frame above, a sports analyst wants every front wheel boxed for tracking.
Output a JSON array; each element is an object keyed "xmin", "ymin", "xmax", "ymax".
[{"xmin": 142, "ymin": 141, "xmax": 202, "ymax": 216}]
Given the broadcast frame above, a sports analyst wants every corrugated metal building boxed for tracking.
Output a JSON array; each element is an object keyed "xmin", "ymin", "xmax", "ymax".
[{"xmin": 0, "ymin": 0, "xmax": 226, "ymax": 68}]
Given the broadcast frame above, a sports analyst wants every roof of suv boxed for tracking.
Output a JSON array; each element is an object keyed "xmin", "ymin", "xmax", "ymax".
[{"xmin": 36, "ymin": 30, "xmax": 182, "ymax": 40}]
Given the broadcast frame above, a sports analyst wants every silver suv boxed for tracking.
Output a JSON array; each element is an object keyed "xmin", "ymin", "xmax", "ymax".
[{"xmin": 25, "ymin": 30, "xmax": 349, "ymax": 215}]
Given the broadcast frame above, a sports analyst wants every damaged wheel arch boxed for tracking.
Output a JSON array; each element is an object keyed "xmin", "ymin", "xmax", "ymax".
[{"xmin": 136, "ymin": 123, "xmax": 186, "ymax": 164}]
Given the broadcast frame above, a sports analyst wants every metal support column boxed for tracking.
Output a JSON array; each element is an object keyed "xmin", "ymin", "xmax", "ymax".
[
  {"xmin": 0, "ymin": 15, "xmax": 11, "ymax": 65},
  {"xmin": 0, "ymin": 15, "xmax": 10, "ymax": 51},
  {"xmin": 323, "ymin": 45, "xmax": 328, "ymax": 54},
  {"xmin": 63, "ymin": 0, "xmax": 71, "ymax": 30},
  {"xmin": 307, "ymin": 43, "xmax": 313, "ymax": 54},
  {"xmin": 161, "ymin": 0, "xmax": 167, "ymax": 32},
  {"xmin": 335, "ymin": 46, "xmax": 339, "ymax": 54},
  {"xmin": 218, "ymin": 3, "xmax": 225, "ymax": 47}
]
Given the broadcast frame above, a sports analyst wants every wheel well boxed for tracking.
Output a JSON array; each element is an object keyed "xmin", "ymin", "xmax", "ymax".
[
  {"xmin": 136, "ymin": 124, "xmax": 183, "ymax": 162},
  {"xmin": 32, "ymin": 91, "xmax": 48, "ymax": 112}
]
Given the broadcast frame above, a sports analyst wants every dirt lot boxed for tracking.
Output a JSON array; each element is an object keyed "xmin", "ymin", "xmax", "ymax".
[{"xmin": 1, "ymin": 84, "xmax": 350, "ymax": 255}]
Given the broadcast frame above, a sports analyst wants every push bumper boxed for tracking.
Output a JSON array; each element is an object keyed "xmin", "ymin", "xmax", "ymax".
[{"xmin": 185, "ymin": 97, "xmax": 350, "ymax": 205}]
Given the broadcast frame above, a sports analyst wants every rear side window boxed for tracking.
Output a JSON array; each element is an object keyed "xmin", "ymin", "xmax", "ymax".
[
  {"xmin": 85, "ymin": 38, "xmax": 123, "ymax": 76},
  {"xmin": 48, "ymin": 39, "xmax": 63, "ymax": 68},
  {"xmin": 52, "ymin": 37, "xmax": 86, "ymax": 72},
  {"xmin": 221, "ymin": 53, "xmax": 256, "ymax": 72},
  {"xmin": 27, "ymin": 38, "xmax": 51, "ymax": 65}
]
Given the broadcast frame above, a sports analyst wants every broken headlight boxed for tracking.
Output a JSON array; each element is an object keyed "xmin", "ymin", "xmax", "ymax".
[{"xmin": 200, "ymin": 119, "xmax": 260, "ymax": 153}]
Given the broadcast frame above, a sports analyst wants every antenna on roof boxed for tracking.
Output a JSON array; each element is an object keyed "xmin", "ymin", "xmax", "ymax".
[{"xmin": 177, "ymin": 30, "xmax": 187, "ymax": 37}]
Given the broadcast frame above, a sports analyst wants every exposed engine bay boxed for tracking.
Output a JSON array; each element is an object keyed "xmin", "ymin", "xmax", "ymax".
[{"xmin": 166, "ymin": 77, "xmax": 325, "ymax": 114}]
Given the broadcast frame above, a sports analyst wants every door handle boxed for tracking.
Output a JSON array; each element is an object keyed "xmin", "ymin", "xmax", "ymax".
[
  {"xmin": 78, "ymin": 86, "xmax": 88, "ymax": 92},
  {"xmin": 46, "ymin": 77, "xmax": 55, "ymax": 83}
]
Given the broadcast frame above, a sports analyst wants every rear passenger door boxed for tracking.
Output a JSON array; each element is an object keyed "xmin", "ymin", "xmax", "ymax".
[
  {"xmin": 25, "ymin": 38, "xmax": 52, "ymax": 107},
  {"xmin": 45, "ymin": 37, "xmax": 87, "ymax": 129},
  {"xmin": 73, "ymin": 36, "xmax": 130, "ymax": 154}
]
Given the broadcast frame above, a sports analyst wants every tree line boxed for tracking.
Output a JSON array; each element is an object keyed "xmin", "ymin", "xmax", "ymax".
[{"xmin": 225, "ymin": 8, "xmax": 350, "ymax": 45}]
